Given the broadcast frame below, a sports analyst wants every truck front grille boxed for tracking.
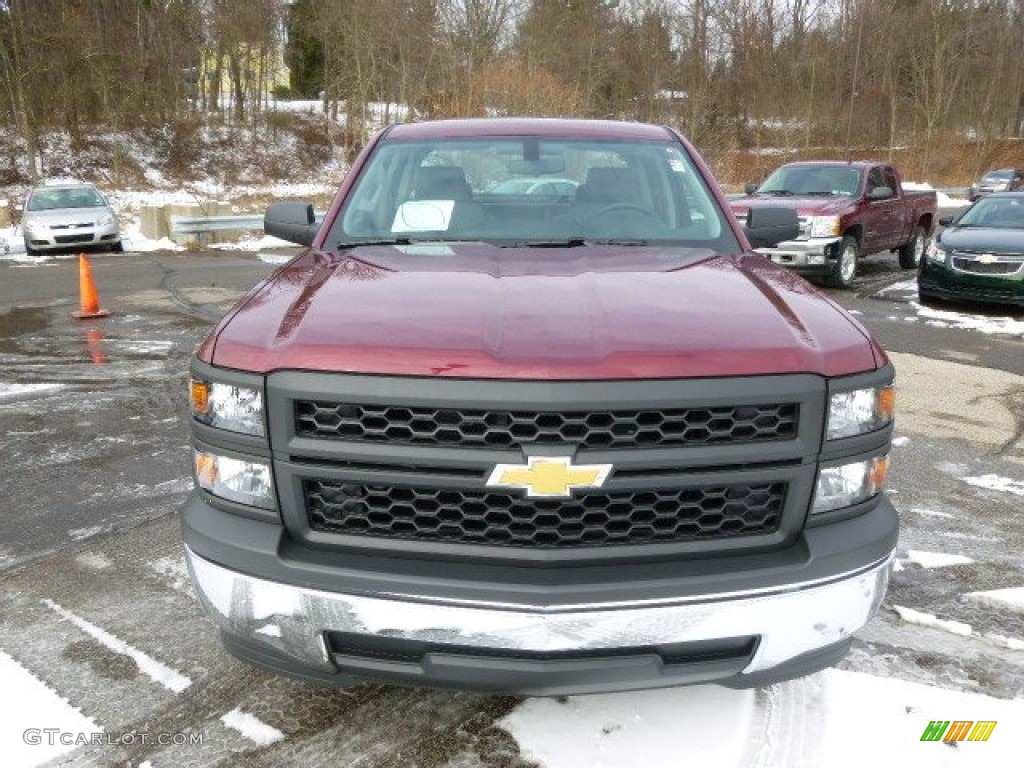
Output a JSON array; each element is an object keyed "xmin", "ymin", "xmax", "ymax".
[
  {"xmin": 295, "ymin": 401, "xmax": 798, "ymax": 449},
  {"xmin": 304, "ymin": 479, "xmax": 786, "ymax": 548}
]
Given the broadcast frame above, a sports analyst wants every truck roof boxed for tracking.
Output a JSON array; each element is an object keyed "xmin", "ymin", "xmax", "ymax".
[
  {"xmin": 387, "ymin": 117, "xmax": 674, "ymax": 141},
  {"xmin": 774, "ymin": 160, "xmax": 888, "ymax": 171}
]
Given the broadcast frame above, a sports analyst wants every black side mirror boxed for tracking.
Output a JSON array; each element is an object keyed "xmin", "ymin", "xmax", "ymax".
[
  {"xmin": 265, "ymin": 201, "xmax": 318, "ymax": 246},
  {"xmin": 745, "ymin": 183, "xmax": 758, "ymax": 195},
  {"xmin": 938, "ymin": 216, "xmax": 953, "ymax": 227},
  {"xmin": 866, "ymin": 186, "xmax": 893, "ymax": 201},
  {"xmin": 743, "ymin": 206, "xmax": 800, "ymax": 249}
]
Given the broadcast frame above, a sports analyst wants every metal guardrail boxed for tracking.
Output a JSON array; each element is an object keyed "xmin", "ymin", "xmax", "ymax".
[{"xmin": 170, "ymin": 212, "xmax": 325, "ymax": 235}]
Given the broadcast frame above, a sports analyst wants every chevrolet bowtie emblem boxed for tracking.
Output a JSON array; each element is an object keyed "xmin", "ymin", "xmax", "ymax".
[{"xmin": 486, "ymin": 456, "xmax": 613, "ymax": 498}]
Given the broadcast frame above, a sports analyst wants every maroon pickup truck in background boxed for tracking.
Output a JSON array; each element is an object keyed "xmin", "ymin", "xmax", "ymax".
[{"xmin": 730, "ymin": 161, "xmax": 938, "ymax": 288}]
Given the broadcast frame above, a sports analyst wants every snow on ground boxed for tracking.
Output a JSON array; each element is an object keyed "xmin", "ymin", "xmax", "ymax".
[
  {"xmin": 877, "ymin": 280, "xmax": 1023, "ymax": 337},
  {"xmin": 892, "ymin": 605, "xmax": 973, "ymax": 636},
  {"xmin": 220, "ymin": 708, "xmax": 285, "ymax": 747},
  {"xmin": 903, "ymin": 181, "xmax": 971, "ymax": 208},
  {"xmin": 502, "ymin": 669, "xmax": 1022, "ymax": 768},
  {"xmin": 965, "ymin": 587, "xmax": 1024, "ymax": 615},
  {"xmin": 0, "ymin": 650, "xmax": 102, "ymax": 767},
  {"xmin": 903, "ymin": 550, "xmax": 974, "ymax": 568},
  {"xmin": 963, "ymin": 474, "xmax": 1024, "ymax": 497}
]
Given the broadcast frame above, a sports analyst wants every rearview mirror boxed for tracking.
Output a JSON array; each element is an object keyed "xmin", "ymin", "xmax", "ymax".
[
  {"xmin": 745, "ymin": 183, "xmax": 758, "ymax": 195},
  {"xmin": 265, "ymin": 201, "xmax": 318, "ymax": 246},
  {"xmin": 938, "ymin": 216, "xmax": 953, "ymax": 227},
  {"xmin": 866, "ymin": 186, "xmax": 893, "ymax": 201},
  {"xmin": 743, "ymin": 206, "xmax": 800, "ymax": 249}
]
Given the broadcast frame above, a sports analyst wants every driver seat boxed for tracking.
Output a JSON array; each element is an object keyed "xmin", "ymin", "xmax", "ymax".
[{"xmin": 576, "ymin": 167, "xmax": 639, "ymax": 204}]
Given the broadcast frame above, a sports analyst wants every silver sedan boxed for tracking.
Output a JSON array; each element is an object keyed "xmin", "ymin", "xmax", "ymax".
[{"xmin": 22, "ymin": 182, "xmax": 123, "ymax": 255}]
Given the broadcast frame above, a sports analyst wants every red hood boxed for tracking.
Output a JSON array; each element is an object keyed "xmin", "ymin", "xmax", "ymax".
[
  {"xmin": 205, "ymin": 245, "xmax": 882, "ymax": 379},
  {"xmin": 730, "ymin": 196, "xmax": 852, "ymax": 217}
]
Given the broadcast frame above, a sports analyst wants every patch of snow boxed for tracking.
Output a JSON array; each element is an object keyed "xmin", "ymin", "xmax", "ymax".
[
  {"xmin": 75, "ymin": 552, "xmax": 113, "ymax": 570},
  {"xmin": 892, "ymin": 605, "xmax": 972, "ymax": 636},
  {"xmin": 904, "ymin": 550, "xmax": 973, "ymax": 569},
  {"xmin": 149, "ymin": 555, "xmax": 196, "ymax": 597},
  {"xmin": 43, "ymin": 598, "xmax": 191, "ymax": 693},
  {"xmin": 220, "ymin": 708, "xmax": 284, "ymax": 746},
  {"xmin": 67, "ymin": 525, "xmax": 106, "ymax": 542},
  {"xmin": 891, "ymin": 436, "xmax": 910, "ymax": 446},
  {"xmin": 259, "ymin": 252, "xmax": 294, "ymax": 265},
  {"xmin": 910, "ymin": 507, "xmax": 955, "ymax": 519},
  {"xmin": 911, "ymin": 303, "xmax": 1024, "ymax": 338},
  {"xmin": 211, "ymin": 233, "xmax": 296, "ymax": 252},
  {"xmin": 0, "ymin": 649, "xmax": 103, "ymax": 767},
  {"xmin": 0, "ymin": 383, "xmax": 65, "ymax": 402},
  {"xmin": 983, "ymin": 633, "xmax": 1024, "ymax": 651},
  {"xmin": 502, "ymin": 669, "xmax": 1021, "ymax": 768},
  {"xmin": 964, "ymin": 587, "xmax": 1024, "ymax": 615},
  {"xmin": 963, "ymin": 474, "xmax": 1024, "ymax": 497}
]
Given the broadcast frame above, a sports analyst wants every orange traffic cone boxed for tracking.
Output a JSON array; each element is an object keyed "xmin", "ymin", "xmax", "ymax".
[{"xmin": 72, "ymin": 254, "xmax": 110, "ymax": 319}]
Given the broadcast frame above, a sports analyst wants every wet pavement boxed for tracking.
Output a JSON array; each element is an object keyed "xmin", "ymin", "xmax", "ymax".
[{"xmin": 0, "ymin": 249, "xmax": 1021, "ymax": 766}]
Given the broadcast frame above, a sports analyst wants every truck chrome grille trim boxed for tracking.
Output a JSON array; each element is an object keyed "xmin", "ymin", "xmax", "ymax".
[
  {"xmin": 304, "ymin": 480, "xmax": 786, "ymax": 547},
  {"xmin": 295, "ymin": 401, "xmax": 799, "ymax": 449}
]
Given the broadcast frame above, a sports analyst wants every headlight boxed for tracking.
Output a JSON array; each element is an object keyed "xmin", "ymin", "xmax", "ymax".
[
  {"xmin": 194, "ymin": 449, "xmax": 275, "ymax": 509},
  {"xmin": 24, "ymin": 220, "xmax": 47, "ymax": 233},
  {"xmin": 98, "ymin": 213, "xmax": 115, "ymax": 226},
  {"xmin": 808, "ymin": 215, "xmax": 841, "ymax": 238},
  {"xmin": 827, "ymin": 385, "xmax": 894, "ymax": 440},
  {"xmin": 812, "ymin": 455, "xmax": 889, "ymax": 514},
  {"xmin": 190, "ymin": 378, "xmax": 265, "ymax": 436},
  {"xmin": 925, "ymin": 239, "xmax": 948, "ymax": 264}
]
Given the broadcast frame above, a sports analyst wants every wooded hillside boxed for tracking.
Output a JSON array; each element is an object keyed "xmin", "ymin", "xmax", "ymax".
[{"xmin": 2, "ymin": 1, "xmax": 1023, "ymax": 185}]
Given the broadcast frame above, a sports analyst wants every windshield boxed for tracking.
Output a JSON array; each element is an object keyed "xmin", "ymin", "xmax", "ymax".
[
  {"xmin": 27, "ymin": 186, "xmax": 105, "ymax": 211},
  {"xmin": 982, "ymin": 170, "xmax": 1013, "ymax": 182},
  {"xmin": 956, "ymin": 196, "xmax": 1024, "ymax": 228},
  {"xmin": 330, "ymin": 136, "xmax": 739, "ymax": 251},
  {"xmin": 757, "ymin": 165, "xmax": 861, "ymax": 197}
]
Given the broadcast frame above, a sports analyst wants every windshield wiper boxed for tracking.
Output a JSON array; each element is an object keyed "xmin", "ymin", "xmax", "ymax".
[
  {"xmin": 337, "ymin": 237, "xmax": 413, "ymax": 248},
  {"xmin": 585, "ymin": 238, "xmax": 650, "ymax": 246},
  {"xmin": 506, "ymin": 238, "xmax": 587, "ymax": 248},
  {"xmin": 758, "ymin": 189, "xmax": 793, "ymax": 196}
]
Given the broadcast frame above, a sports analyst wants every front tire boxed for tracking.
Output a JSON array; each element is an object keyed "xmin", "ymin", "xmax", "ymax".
[
  {"xmin": 898, "ymin": 226, "xmax": 926, "ymax": 269},
  {"xmin": 826, "ymin": 235, "xmax": 859, "ymax": 289},
  {"xmin": 23, "ymin": 237, "xmax": 38, "ymax": 256}
]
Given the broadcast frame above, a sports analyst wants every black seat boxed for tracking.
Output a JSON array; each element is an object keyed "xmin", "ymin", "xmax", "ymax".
[
  {"xmin": 408, "ymin": 165, "xmax": 487, "ymax": 233},
  {"xmin": 576, "ymin": 167, "xmax": 639, "ymax": 205},
  {"xmin": 414, "ymin": 166, "xmax": 473, "ymax": 201}
]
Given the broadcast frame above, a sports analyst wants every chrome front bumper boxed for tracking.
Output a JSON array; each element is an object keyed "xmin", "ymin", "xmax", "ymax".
[
  {"xmin": 186, "ymin": 546, "xmax": 892, "ymax": 684},
  {"xmin": 755, "ymin": 236, "xmax": 841, "ymax": 268}
]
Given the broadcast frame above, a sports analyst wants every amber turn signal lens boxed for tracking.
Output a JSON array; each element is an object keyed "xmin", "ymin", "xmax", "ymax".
[
  {"xmin": 870, "ymin": 455, "xmax": 890, "ymax": 491},
  {"xmin": 194, "ymin": 451, "xmax": 218, "ymax": 485},
  {"xmin": 190, "ymin": 378, "xmax": 210, "ymax": 416},
  {"xmin": 878, "ymin": 386, "xmax": 895, "ymax": 423}
]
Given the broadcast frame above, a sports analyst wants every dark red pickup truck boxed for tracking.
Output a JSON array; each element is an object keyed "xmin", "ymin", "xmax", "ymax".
[
  {"xmin": 183, "ymin": 118, "xmax": 897, "ymax": 695},
  {"xmin": 731, "ymin": 161, "xmax": 938, "ymax": 288}
]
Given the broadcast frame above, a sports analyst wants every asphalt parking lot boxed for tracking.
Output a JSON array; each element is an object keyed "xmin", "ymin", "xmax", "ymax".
[{"xmin": 0, "ymin": 248, "xmax": 1021, "ymax": 766}]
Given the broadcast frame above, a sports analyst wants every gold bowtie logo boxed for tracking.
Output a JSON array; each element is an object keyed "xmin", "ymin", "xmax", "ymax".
[{"xmin": 486, "ymin": 456, "xmax": 612, "ymax": 498}]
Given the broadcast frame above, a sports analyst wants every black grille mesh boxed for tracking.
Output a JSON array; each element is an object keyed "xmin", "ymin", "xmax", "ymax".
[
  {"xmin": 295, "ymin": 402, "xmax": 798, "ymax": 449},
  {"xmin": 305, "ymin": 480, "xmax": 785, "ymax": 548}
]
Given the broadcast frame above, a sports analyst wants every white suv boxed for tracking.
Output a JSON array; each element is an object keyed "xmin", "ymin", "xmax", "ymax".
[{"xmin": 22, "ymin": 181, "xmax": 122, "ymax": 254}]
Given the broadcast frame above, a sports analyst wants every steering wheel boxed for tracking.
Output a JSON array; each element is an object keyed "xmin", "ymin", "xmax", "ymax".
[{"xmin": 591, "ymin": 202, "xmax": 659, "ymax": 219}]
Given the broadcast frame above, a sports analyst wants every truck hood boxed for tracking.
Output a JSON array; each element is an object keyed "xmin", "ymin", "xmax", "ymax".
[
  {"xmin": 730, "ymin": 195, "xmax": 851, "ymax": 217},
  {"xmin": 207, "ymin": 244, "xmax": 881, "ymax": 379}
]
